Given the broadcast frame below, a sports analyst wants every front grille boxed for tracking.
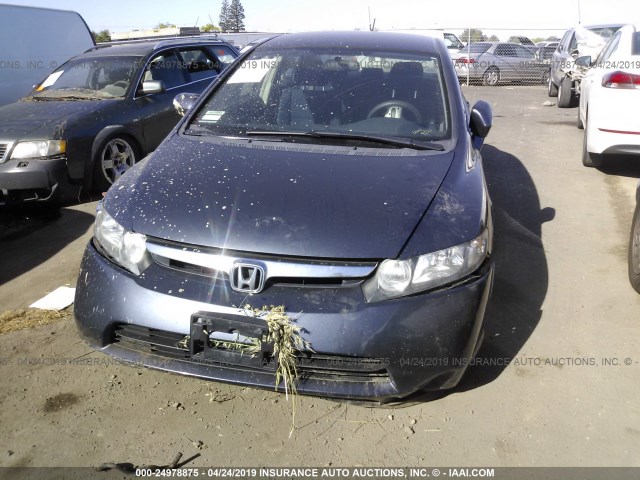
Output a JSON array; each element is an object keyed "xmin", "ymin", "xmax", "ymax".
[
  {"xmin": 114, "ymin": 324, "xmax": 190, "ymax": 360},
  {"xmin": 146, "ymin": 239, "xmax": 377, "ymax": 290},
  {"xmin": 0, "ymin": 144, "xmax": 7, "ymax": 162},
  {"xmin": 113, "ymin": 324, "xmax": 389, "ymax": 383}
]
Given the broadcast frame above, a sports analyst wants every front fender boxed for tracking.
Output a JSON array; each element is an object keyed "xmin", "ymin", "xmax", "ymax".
[{"xmin": 82, "ymin": 125, "xmax": 144, "ymax": 191}]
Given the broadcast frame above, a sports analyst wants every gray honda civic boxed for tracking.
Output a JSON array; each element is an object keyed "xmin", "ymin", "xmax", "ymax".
[{"xmin": 74, "ymin": 31, "xmax": 494, "ymax": 402}]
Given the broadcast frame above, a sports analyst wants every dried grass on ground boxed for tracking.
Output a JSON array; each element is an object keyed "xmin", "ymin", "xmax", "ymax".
[{"xmin": 0, "ymin": 307, "xmax": 72, "ymax": 334}]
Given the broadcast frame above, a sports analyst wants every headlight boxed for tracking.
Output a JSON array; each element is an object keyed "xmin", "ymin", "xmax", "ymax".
[
  {"xmin": 363, "ymin": 229, "xmax": 489, "ymax": 302},
  {"xmin": 10, "ymin": 140, "xmax": 66, "ymax": 160},
  {"xmin": 94, "ymin": 204, "xmax": 151, "ymax": 275}
]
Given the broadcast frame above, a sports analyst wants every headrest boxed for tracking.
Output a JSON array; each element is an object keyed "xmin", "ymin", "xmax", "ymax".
[{"xmin": 390, "ymin": 61, "xmax": 424, "ymax": 77}]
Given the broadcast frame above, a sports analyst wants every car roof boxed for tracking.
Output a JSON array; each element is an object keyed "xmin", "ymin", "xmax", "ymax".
[
  {"xmin": 80, "ymin": 36, "xmax": 236, "ymax": 57},
  {"xmin": 261, "ymin": 31, "xmax": 445, "ymax": 54}
]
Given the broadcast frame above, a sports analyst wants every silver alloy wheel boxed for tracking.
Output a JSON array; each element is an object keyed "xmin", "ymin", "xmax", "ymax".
[
  {"xmin": 483, "ymin": 68, "xmax": 499, "ymax": 86},
  {"xmin": 100, "ymin": 138, "xmax": 136, "ymax": 184}
]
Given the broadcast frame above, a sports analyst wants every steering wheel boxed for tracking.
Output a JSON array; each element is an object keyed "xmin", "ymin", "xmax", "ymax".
[
  {"xmin": 367, "ymin": 100, "xmax": 423, "ymax": 123},
  {"xmin": 112, "ymin": 81, "xmax": 129, "ymax": 88}
]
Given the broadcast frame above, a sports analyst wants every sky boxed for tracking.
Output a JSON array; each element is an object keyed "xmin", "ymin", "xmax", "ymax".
[{"xmin": 2, "ymin": 0, "xmax": 640, "ymax": 39}]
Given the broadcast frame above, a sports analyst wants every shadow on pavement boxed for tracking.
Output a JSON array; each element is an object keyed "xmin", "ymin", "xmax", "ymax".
[
  {"xmin": 408, "ymin": 143, "xmax": 554, "ymax": 401},
  {"xmin": 0, "ymin": 205, "xmax": 95, "ymax": 287},
  {"xmin": 597, "ymin": 155, "xmax": 640, "ymax": 179}
]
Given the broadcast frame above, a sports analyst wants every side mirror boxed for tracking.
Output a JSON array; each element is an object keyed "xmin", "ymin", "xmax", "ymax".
[
  {"xmin": 575, "ymin": 55, "xmax": 592, "ymax": 68},
  {"xmin": 142, "ymin": 80, "xmax": 164, "ymax": 95},
  {"xmin": 470, "ymin": 100, "xmax": 492, "ymax": 148},
  {"xmin": 173, "ymin": 93, "xmax": 199, "ymax": 117}
]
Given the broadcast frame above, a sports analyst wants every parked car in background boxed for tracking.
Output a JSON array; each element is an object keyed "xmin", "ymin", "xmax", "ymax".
[
  {"xmin": 536, "ymin": 42, "xmax": 559, "ymax": 62},
  {"xmin": 453, "ymin": 42, "xmax": 548, "ymax": 85},
  {"xmin": 0, "ymin": 37, "xmax": 238, "ymax": 205},
  {"xmin": 548, "ymin": 24, "xmax": 623, "ymax": 107},
  {"xmin": 509, "ymin": 36, "xmax": 537, "ymax": 54},
  {"xmin": 0, "ymin": 4, "xmax": 95, "ymax": 107},
  {"xmin": 510, "ymin": 36, "xmax": 536, "ymax": 47},
  {"xmin": 630, "ymin": 182, "xmax": 640, "ymax": 294},
  {"xmin": 74, "ymin": 30, "xmax": 494, "ymax": 403},
  {"xmin": 535, "ymin": 42, "xmax": 559, "ymax": 84},
  {"xmin": 389, "ymin": 29, "xmax": 465, "ymax": 56},
  {"xmin": 576, "ymin": 24, "xmax": 640, "ymax": 167}
]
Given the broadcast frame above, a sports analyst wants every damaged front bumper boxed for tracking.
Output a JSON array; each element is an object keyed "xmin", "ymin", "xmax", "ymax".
[{"xmin": 74, "ymin": 241, "xmax": 494, "ymax": 402}]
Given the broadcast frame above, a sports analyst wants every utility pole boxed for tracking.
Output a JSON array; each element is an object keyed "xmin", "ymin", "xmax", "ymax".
[{"xmin": 577, "ymin": 0, "xmax": 582, "ymax": 25}]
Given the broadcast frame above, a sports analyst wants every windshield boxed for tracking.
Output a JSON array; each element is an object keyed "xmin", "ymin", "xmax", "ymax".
[
  {"xmin": 32, "ymin": 56, "xmax": 143, "ymax": 99},
  {"xmin": 587, "ymin": 26, "xmax": 622, "ymax": 39},
  {"xmin": 187, "ymin": 46, "xmax": 451, "ymax": 145}
]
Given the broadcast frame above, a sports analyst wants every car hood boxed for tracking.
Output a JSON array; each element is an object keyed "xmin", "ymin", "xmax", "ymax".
[
  {"xmin": 105, "ymin": 134, "xmax": 455, "ymax": 260},
  {"xmin": 0, "ymin": 98, "xmax": 110, "ymax": 139}
]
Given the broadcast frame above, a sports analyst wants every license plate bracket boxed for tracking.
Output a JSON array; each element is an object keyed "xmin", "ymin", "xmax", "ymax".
[{"xmin": 189, "ymin": 312, "xmax": 275, "ymax": 371}]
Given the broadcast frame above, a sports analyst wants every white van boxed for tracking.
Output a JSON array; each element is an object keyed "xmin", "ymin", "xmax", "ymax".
[{"xmin": 0, "ymin": 4, "xmax": 95, "ymax": 107}]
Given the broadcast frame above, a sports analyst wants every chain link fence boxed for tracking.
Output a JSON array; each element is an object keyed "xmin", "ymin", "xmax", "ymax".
[{"xmin": 438, "ymin": 28, "xmax": 567, "ymax": 87}]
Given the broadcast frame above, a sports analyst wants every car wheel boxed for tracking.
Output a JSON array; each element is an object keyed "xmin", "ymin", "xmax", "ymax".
[
  {"xmin": 629, "ymin": 200, "xmax": 640, "ymax": 294},
  {"xmin": 581, "ymin": 115, "xmax": 603, "ymax": 168},
  {"xmin": 482, "ymin": 67, "xmax": 499, "ymax": 86},
  {"xmin": 93, "ymin": 136, "xmax": 139, "ymax": 192},
  {"xmin": 558, "ymin": 76, "xmax": 577, "ymax": 108},
  {"xmin": 547, "ymin": 75, "xmax": 558, "ymax": 97}
]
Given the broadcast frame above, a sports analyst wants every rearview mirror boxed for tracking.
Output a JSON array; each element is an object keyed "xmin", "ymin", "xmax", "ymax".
[
  {"xmin": 470, "ymin": 100, "xmax": 492, "ymax": 148},
  {"xmin": 173, "ymin": 93, "xmax": 199, "ymax": 117},
  {"xmin": 142, "ymin": 80, "xmax": 164, "ymax": 95}
]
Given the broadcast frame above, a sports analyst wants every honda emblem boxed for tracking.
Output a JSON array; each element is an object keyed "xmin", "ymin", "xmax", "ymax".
[{"xmin": 230, "ymin": 264, "xmax": 265, "ymax": 293}]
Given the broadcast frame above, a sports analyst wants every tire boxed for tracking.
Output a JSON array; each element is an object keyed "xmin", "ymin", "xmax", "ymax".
[
  {"xmin": 547, "ymin": 75, "xmax": 558, "ymax": 97},
  {"xmin": 557, "ymin": 76, "xmax": 578, "ymax": 108},
  {"xmin": 629, "ymin": 200, "xmax": 640, "ymax": 294},
  {"xmin": 581, "ymin": 115, "xmax": 603, "ymax": 168},
  {"xmin": 482, "ymin": 67, "xmax": 499, "ymax": 86},
  {"xmin": 93, "ymin": 136, "xmax": 139, "ymax": 193}
]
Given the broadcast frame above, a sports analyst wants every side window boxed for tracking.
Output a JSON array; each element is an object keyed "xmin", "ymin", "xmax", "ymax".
[
  {"xmin": 141, "ymin": 50, "xmax": 186, "ymax": 92},
  {"xmin": 443, "ymin": 33, "xmax": 463, "ymax": 50},
  {"xmin": 206, "ymin": 46, "xmax": 238, "ymax": 71},
  {"xmin": 496, "ymin": 44, "xmax": 517, "ymax": 57},
  {"xmin": 568, "ymin": 33, "xmax": 578, "ymax": 53},
  {"xmin": 494, "ymin": 45, "xmax": 508, "ymax": 56},
  {"xmin": 177, "ymin": 47, "xmax": 220, "ymax": 82},
  {"xmin": 596, "ymin": 32, "xmax": 622, "ymax": 65},
  {"xmin": 515, "ymin": 45, "xmax": 534, "ymax": 59},
  {"xmin": 559, "ymin": 31, "xmax": 572, "ymax": 52}
]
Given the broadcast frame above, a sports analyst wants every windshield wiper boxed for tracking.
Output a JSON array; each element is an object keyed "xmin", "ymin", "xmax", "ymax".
[
  {"xmin": 246, "ymin": 130, "xmax": 445, "ymax": 151},
  {"xmin": 185, "ymin": 126, "xmax": 287, "ymax": 141},
  {"xmin": 30, "ymin": 88, "xmax": 108, "ymax": 101}
]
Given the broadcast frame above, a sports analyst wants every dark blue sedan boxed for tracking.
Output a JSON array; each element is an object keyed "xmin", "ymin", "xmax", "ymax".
[{"xmin": 74, "ymin": 31, "xmax": 494, "ymax": 402}]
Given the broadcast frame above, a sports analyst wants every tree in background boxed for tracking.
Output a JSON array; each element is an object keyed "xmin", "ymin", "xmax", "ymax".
[
  {"xmin": 92, "ymin": 29, "xmax": 111, "ymax": 43},
  {"xmin": 460, "ymin": 28, "xmax": 486, "ymax": 43},
  {"xmin": 201, "ymin": 23, "xmax": 220, "ymax": 32},
  {"xmin": 227, "ymin": 0, "xmax": 246, "ymax": 32},
  {"xmin": 156, "ymin": 22, "xmax": 177, "ymax": 29},
  {"xmin": 219, "ymin": 0, "xmax": 231, "ymax": 31},
  {"xmin": 488, "ymin": 35, "xmax": 499, "ymax": 42}
]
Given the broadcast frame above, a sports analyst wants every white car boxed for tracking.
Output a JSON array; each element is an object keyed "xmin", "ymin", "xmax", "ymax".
[{"xmin": 578, "ymin": 24, "xmax": 640, "ymax": 167}]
